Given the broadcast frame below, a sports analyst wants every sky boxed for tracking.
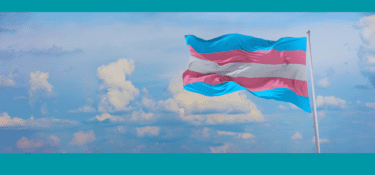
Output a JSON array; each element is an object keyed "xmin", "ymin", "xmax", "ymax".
[{"xmin": 1, "ymin": 12, "xmax": 375, "ymax": 153}]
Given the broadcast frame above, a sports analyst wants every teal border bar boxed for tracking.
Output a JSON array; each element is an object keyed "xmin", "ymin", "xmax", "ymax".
[
  {"xmin": 1, "ymin": 0, "xmax": 375, "ymax": 12},
  {"xmin": 0, "ymin": 153, "xmax": 373, "ymax": 174}
]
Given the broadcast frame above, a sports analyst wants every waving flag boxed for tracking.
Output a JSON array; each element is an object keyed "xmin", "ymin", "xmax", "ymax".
[{"xmin": 183, "ymin": 33, "xmax": 311, "ymax": 112}]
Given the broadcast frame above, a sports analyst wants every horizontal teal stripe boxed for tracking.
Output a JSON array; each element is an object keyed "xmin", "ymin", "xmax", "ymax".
[
  {"xmin": 185, "ymin": 34, "xmax": 306, "ymax": 53},
  {"xmin": 184, "ymin": 81, "xmax": 311, "ymax": 113},
  {"xmin": 0, "ymin": 154, "xmax": 374, "ymax": 174},
  {"xmin": 1, "ymin": 0, "xmax": 375, "ymax": 12}
]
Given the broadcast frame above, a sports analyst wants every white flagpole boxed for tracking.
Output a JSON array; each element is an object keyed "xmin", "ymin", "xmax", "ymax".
[{"xmin": 306, "ymin": 30, "xmax": 321, "ymax": 153}]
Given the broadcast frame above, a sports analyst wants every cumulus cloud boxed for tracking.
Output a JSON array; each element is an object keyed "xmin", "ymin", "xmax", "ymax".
[
  {"xmin": 90, "ymin": 113, "xmax": 125, "ymax": 122},
  {"xmin": 365, "ymin": 103, "xmax": 375, "ymax": 109},
  {"xmin": 291, "ymin": 132, "xmax": 302, "ymax": 140},
  {"xmin": 217, "ymin": 130, "xmax": 255, "ymax": 139},
  {"xmin": 0, "ymin": 112, "xmax": 25, "ymax": 127},
  {"xmin": 0, "ymin": 69, "xmax": 17, "ymax": 87},
  {"xmin": 316, "ymin": 95, "xmax": 347, "ymax": 109},
  {"xmin": 16, "ymin": 137, "xmax": 44, "ymax": 149},
  {"xmin": 156, "ymin": 74, "xmax": 264, "ymax": 125},
  {"xmin": 29, "ymin": 71, "xmax": 54, "ymax": 104},
  {"xmin": 0, "ymin": 112, "xmax": 79, "ymax": 128},
  {"xmin": 312, "ymin": 136, "xmax": 330, "ymax": 143},
  {"xmin": 354, "ymin": 15, "xmax": 375, "ymax": 88},
  {"xmin": 130, "ymin": 110, "xmax": 154, "ymax": 121},
  {"xmin": 70, "ymin": 130, "xmax": 96, "ymax": 146},
  {"xmin": 97, "ymin": 59, "xmax": 139, "ymax": 112},
  {"xmin": 49, "ymin": 135, "xmax": 61, "ymax": 147},
  {"xmin": 136, "ymin": 126, "xmax": 160, "ymax": 137}
]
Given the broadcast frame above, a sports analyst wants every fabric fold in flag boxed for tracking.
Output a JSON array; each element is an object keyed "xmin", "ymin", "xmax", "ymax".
[{"xmin": 183, "ymin": 33, "xmax": 311, "ymax": 113}]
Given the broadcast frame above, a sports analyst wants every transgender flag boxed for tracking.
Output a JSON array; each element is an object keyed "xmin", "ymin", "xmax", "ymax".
[{"xmin": 183, "ymin": 33, "xmax": 311, "ymax": 113}]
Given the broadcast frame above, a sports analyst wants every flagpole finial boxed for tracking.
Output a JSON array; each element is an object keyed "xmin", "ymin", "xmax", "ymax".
[{"xmin": 306, "ymin": 30, "xmax": 311, "ymax": 34}]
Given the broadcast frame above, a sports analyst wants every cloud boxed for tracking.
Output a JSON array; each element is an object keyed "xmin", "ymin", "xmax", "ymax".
[
  {"xmin": 90, "ymin": 113, "xmax": 125, "ymax": 122},
  {"xmin": 217, "ymin": 130, "xmax": 255, "ymax": 139},
  {"xmin": 0, "ymin": 112, "xmax": 25, "ymax": 127},
  {"xmin": 109, "ymin": 125, "xmax": 127, "ymax": 134},
  {"xmin": 49, "ymin": 135, "xmax": 61, "ymax": 147},
  {"xmin": 0, "ymin": 45, "xmax": 83, "ymax": 61},
  {"xmin": 70, "ymin": 130, "xmax": 96, "ymax": 146},
  {"xmin": 0, "ymin": 69, "xmax": 17, "ymax": 87},
  {"xmin": 317, "ymin": 77, "xmax": 331, "ymax": 88},
  {"xmin": 316, "ymin": 95, "xmax": 347, "ymax": 109},
  {"xmin": 157, "ymin": 74, "xmax": 264, "ymax": 125},
  {"xmin": 278, "ymin": 105, "xmax": 288, "ymax": 110},
  {"xmin": 130, "ymin": 110, "xmax": 154, "ymax": 121},
  {"xmin": 0, "ymin": 112, "xmax": 79, "ymax": 128},
  {"xmin": 291, "ymin": 132, "xmax": 302, "ymax": 140},
  {"xmin": 136, "ymin": 126, "xmax": 160, "ymax": 137},
  {"xmin": 210, "ymin": 143, "xmax": 239, "ymax": 153},
  {"xmin": 365, "ymin": 103, "xmax": 375, "ymax": 109},
  {"xmin": 68, "ymin": 105, "xmax": 96, "ymax": 113},
  {"xmin": 97, "ymin": 59, "xmax": 139, "ymax": 112},
  {"xmin": 354, "ymin": 15, "xmax": 375, "ymax": 88},
  {"xmin": 29, "ymin": 71, "xmax": 54, "ymax": 104},
  {"xmin": 16, "ymin": 137, "xmax": 43, "ymax": 149},
  {"xmin": 289, "ymin": 103, "xmax": 299, "ymax": 109},
  {"xmin": 312, "ymin": 136, "xmax": 330, "ymax": 143}
]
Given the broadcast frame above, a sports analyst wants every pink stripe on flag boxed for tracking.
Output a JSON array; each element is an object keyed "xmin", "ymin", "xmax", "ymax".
[
  {"xmin": 189, "ymin": 46, "xmax": 306, "ymax": 66},
  {"xmin": 183, "ymin": 69, "xmax": 309, "ymax": 97}
]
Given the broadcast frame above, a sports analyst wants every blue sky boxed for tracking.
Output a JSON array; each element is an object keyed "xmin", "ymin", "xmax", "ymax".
[{"xmin": 1, "ymin": 12, "xmax": 375, "ymax": 153}]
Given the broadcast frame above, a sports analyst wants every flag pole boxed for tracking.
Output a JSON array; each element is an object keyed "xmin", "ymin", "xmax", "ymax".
[{"xmin": 306, "ymin": 30, "xmax": 321, "ymax": 153}]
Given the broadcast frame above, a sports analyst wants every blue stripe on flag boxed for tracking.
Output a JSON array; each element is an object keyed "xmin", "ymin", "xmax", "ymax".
[
  {"xmin": 185, "ymin": 33, "xmax": 306, "ymax": 53},
  {"xmin": 184, "ymin": 81, "xmax": 311, "ymax": 113}
]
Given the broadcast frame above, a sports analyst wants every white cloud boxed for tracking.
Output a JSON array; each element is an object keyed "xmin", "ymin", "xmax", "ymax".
[
  {"xmin": 0, "ymin": 69, "xmax": 16, "ymax": 87},
  {"xmin": 278, "ymin": 105, "xmax": 288, "ymax": 110},
  {"xmin": 130, "ymin": 110, "xmax": 154, "ymax": 121},
  {"xmin": 157, "ymin": 74, "xmax": 264, "ymax": 125},
  {"xmin": 357, "ymin": 100, "xmax": 361, "ymax": 104},
  {"xmin": 210, "ymin": 143, "xmax": 239, "ymax": 153},
  {"xmin": 49, "ymin": 135, "xmax": 61, "ymax": 147},
  {"xmin": 365, "ymin": 103, "xmax": 375, "ymax": 109},
  {"xmin": 29, "ymin": 71, "xmax": 54, "ymax": 104},
  {"xmin": 0, "ymin": 112, "xmax": 79, "ymax": 128},
  {"xmin": 136, "ymin": 126, "xmax": 160, "ymax": 137},
  {"xmin": 316, "ymin": 95, "xmax": 347, "ymax": 109},
  {"xmin": 217, "ymin": 130, "xmax": 255, "ymax": 139},
  {"xmin": 97, "ymin": 59, "xmax": 139, "ymax": 112},
  {"xmin": 289, "ymin": 103, "xmax": 299, "ymax": 109},
  {"xmin": 0, "ymin": 112, "xmax": 25, "ymax": 127},
  {"xmin": 70, "ymin": 130, "xmax": 96, "ymax": 146},
  {"xmin": 354, "ymin": 15, "xmax": 375, "ymax": 88},
  {"xmin": 291, "ymin": 132, "xmax": 303, "ymax": 140},
  {"xmin": 90, "ymin": 113, "xmax": 125, "ymax": 122},
  {"xmin": 312, "ymin": 136, "xmax": 330, "ymax": 143},
  {"xmin": 142, "ymin": 87, "xmax": 148, "ymax": 94},
  {"xmin": 68, "ymin": 105, "xmax": 96, "ymax": 113},
  {"xmin": 16, "ymin": 137, "xmax": 44, "ymax": 149},
  {"xmin": 317, "ymin": 77, "xmax": 331, "ymax": 88}
]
